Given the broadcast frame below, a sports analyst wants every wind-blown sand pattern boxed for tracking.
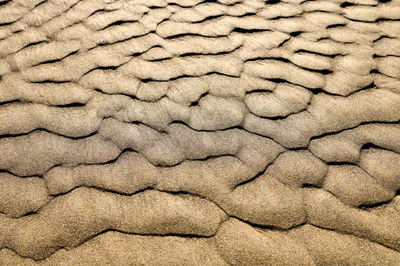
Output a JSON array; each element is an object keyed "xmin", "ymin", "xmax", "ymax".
[{"xmin": 0, "ymin": 0, "xmax": 400, "ymax": 265}]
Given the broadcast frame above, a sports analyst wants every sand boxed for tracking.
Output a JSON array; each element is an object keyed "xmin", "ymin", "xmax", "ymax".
[{"xmin": 0, "ymin": 0, "xmax": 400, "ymax": 264}]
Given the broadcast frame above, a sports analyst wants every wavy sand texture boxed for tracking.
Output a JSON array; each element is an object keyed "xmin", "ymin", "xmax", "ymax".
[{"xmin": 0, "ymin": 0, "xmax": 400, "ymax": 265}]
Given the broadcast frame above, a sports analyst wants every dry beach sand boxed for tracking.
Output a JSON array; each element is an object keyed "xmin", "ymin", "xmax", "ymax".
[{"xmin": 0, "ymin": 0, "xmax": 400, "ymax": 264}]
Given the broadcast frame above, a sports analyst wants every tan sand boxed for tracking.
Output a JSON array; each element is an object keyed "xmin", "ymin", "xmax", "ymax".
[{"xmin": 0, "ymin": 0, "xmax": 399, "ymax": 264}]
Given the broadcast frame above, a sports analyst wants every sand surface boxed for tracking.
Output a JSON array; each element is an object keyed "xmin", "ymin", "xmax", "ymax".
[{"xmin": 0, "ymin": 0, "xmax": 400, "ymax": 265}]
